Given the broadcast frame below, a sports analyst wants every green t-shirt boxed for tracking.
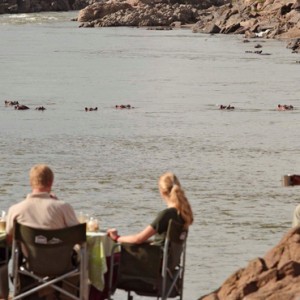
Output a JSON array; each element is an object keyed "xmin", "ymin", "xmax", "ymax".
[{"xmin": 150, "ymin": 207, "xmax": 184, "ymax": 246}]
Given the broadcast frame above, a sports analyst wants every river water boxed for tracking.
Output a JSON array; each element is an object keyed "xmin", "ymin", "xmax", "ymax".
[{"xmin": 1, "ymin": 11, "xmax": 300, "ymax": 299}]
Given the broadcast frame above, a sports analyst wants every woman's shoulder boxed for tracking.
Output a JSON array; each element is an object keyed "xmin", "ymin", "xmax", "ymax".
[{"xmin": 159, "ymin": 207, "xmax": 178, "ymax": 215}]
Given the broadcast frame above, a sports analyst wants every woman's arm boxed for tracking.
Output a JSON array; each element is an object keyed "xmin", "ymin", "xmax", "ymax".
[{"xmin": 107, "ymin": 225, "xmax": 156, "ymax": 244}]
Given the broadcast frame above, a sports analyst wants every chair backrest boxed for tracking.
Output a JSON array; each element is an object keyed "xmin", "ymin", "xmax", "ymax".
[
  {"xmin": 13, "ymin": 222, "xmax": 86, "ymax": 276},
  {"xmin": 164, "ymin": 219, "xmax": 188, "ymax": 271},
  {"xmin": 119, "ymin": 242, "xmax": 161, "ymax": 278},
  {"xmin": 159, "ymin": 219, "xmax": 188, "ymax": 299}
]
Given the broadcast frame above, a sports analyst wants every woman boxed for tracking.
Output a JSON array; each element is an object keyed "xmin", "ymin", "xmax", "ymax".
[{"xmin": 107, "ymin": 172, "xmax": 193, "ymax": 246}]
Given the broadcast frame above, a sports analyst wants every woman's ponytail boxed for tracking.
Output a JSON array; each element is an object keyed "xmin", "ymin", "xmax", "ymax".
[
  {"xmin": 170, "ymin": 184, "xmax": 193, "ymax": 229},
  {"xmin": 159, "ymin": 172, "xmax": 194, "ymax": 230}
]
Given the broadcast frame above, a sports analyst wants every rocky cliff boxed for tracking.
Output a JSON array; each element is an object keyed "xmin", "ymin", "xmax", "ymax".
[
  {"xmin": 193, "ymin": 0, "xmax": 300, "ymax": 40},
  {"xmin": 0, "ymin": 0, "xmax": 98, "ymax": 14},
  {"xmin": 200, "ymin": 226, "xmax": 300, "ymax": 300},
  {"xmin": 2, "ymin": 0, "xmax": 300, "ymax": 52},
  {"xmin": 75, "ymin": 0, "xmax": 300, "ymax": 51},
  {"xmin": 76, "ymin": 0, "xmax": 229, "ymax": 27}
]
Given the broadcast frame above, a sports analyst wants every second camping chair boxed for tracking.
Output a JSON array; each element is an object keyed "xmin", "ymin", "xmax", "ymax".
[{"xmin": 108, "ymin": 219, "xmax": 188, "ymax": 300}]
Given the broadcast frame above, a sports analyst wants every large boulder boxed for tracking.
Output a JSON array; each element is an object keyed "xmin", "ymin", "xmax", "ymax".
[
  {"xmin": 77, "ymin": 1, "xmax": 133, "ymax": 22},
  {"xmin": 193, "ymin": 0, "xmax": 300, "ymax": 43},
  {"xmin": 78, "ymin": 2, "xmax": 201, "ymax": 27},
  {"xmin": 199, "ymin": 227, "xmax": 300, "ymax": 300},
  {"xmin": 76, "ymin": 0, "xmax": 231, "ymax": 26}
]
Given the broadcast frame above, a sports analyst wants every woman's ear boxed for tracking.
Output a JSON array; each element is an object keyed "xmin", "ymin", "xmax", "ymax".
[{"xmin": 160, "ymin": 190, "xmax": 169, "ymax": 201}]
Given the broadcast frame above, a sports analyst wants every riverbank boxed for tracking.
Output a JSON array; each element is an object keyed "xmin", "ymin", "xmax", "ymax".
[
  {"xmin": 74, "ymin": 0, "xmax": 300, "ymax": 52},
  {"xmin": 1, "ymin": 0, "xmax": 300, "ymax": 51}
]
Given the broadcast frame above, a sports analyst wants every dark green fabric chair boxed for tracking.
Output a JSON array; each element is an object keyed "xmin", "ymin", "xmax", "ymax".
[
  {"xmin": 12, "ymin": 222, "xmax": 88, "ymax": 300},
  {"xmin": 108, "ymin": 220, "xmax": 188, "ymax": 300}
]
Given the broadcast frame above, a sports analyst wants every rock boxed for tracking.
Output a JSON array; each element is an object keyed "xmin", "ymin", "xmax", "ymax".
[
  {"xmin": 280, "ymin": 3, "xmax": 293, "ymax": 15},
  {"xmin": 78, "ymin": 2, "xmax": 133, "ymax": 22},
  {"xmin": 287, "ymin": 38, "xmax": 300, "ymax": 51},
  {"xmin": 244, "ymin": 30, "xmax": 257, "ymax": 38},
  {"xmin": 292, "ymin": 0, "xmax": 300, "ymax": 10},
  {"xmin": 279, "ymin": 27, "xmax": 300, "ymax": 39},
  {"xmin": 199, "ymin": 227, "xmax": 300, "ymax": 300},
  {"xmin": 190, "ymin": 0, "xmax": 300, "ymax": 51},
  {"xmin": 287, "ymin": 39, "xmax": 300, "ymax": 53},
  {"xmin": 221, "ymin": 22, "xmax": 241, "ymax": 34},
  {"xmin": 0, "ymin": 0, "xmax": 91, "ymax": 13},
  {"xmin": 240, "ymin": 19, "xmax": 258, "ymax": 30},
  {"xmin": 205, "ymin": 23, "xmax": 221, "ymax": 33},
  {"xmin": 18, "ymin": 0, "xmax": 30, "ymax": 12},
  {"xmin": 171, "ymin": 21, "xmax": 182, "ymax": 28},
  {"xmin": 77, "ymin": 0, "xmax": 231, "ymax": 27},
  {"xmin": 78, "ymin": 1, "xmax": 204, "ymax": 27}
]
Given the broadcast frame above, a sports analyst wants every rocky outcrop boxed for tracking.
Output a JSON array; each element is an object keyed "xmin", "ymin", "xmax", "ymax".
[
  {"xmin": 199, "ymin": 226, "xmax": 300, "ymax": 300},
  {"xmin": 0, "ymin": 0, "xmax": 95, "ymax": 14},
  {"xmin": 76, "ymin": 0, "xmax": 300, "ymax": 51},
  {"xmin": 77, "ymin": 0, "xmax": 229, "ymax": 27},
  {"xmin": 78, "ymin": 2, "xmax": 203, "ymax": 27},
  {"xmin": 0, "ymin": 0, "xmax": 228, "ymax": 14},
  {"xmin": 192, "ymin": 0, "xmax": 300, "ymax": 40}
]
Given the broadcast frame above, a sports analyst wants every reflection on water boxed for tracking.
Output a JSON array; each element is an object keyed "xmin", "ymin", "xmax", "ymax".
[{"xmin": 1, "ymin": 12, "xmax": 300, "ymax": 298}]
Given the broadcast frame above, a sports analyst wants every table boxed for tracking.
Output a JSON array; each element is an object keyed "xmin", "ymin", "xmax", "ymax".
[{"xmin": 86, "ymin": 231, "xmax": 119, "ymax": 292}]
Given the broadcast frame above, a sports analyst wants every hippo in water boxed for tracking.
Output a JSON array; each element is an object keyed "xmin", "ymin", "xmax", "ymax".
[
  {"xmin": 5, "ymin": 100, "xmax": 19, "ymax": 106},
  {"xmin": 115, "ymin": 104, "xmax": 134, "ymax": 109},
  {"xmin": 35, "ymin": 106, "xmax": 46, "ymax": 111},
  {"xmin": 277, "ymin": 104, "xmax": 294, "ymax": 111},
  {"xmin": 85, "ymin": 107, "xmax": 98, "ymax": 111},
  {"xmin": 15, "ymin": 104, "xmax": 29, "ymax": 110},
  {"xmin": 219, "ymin": 105, "xmax": 235, "ymax": 110}
]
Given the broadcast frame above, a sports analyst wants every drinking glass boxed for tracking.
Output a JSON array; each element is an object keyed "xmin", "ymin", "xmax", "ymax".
[
  {"xmin": 87, "ymin": 217, "xmax": 100, "ymax": 232},
  {"xmin": 0, "ymin": 210, "xmax": 6, "ymax": 232},
  {"xmin": 77, "ymin": 212, "xmax": 89, "ymax": 224}
]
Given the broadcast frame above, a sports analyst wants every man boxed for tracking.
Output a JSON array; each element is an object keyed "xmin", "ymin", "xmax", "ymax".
[
  {"xmin": 5, "ymin": 164, "xmax": 80, "ymax": 299},
  {"xmin": 6, "ymin": 164, "xmax": 79, "ymax": 241}
]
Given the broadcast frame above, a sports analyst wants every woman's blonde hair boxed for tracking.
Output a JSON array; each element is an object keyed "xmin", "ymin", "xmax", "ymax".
[
  {"xmin": 158, "ymin": 172, "xmax": 193, "ymax": 229},
  {"xmin": 30, "ymin": 164, "xmax": 54, "ymax": 189}
]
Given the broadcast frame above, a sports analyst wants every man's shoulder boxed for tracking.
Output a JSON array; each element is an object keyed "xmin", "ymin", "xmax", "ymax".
[
  {"xmin": 50, "ymin": 199, "xmax": 72, "ymax": 209},
  {"xmin": 8, "ymin": 198, "xmax": 29, "ymax": 211}
]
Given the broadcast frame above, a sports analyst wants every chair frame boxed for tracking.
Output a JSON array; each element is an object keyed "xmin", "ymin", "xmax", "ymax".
[
  {"xmin": 11, "ymin": 222, "xmax": 89, "ymax": 300},
  {"xmin": 108, "ymin": 219, "xmax": 188, "ymax": 300}
]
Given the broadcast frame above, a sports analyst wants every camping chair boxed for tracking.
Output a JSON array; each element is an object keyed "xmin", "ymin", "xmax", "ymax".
[
  {"xmin": 108, "ymin": 219, "xmax": 188, "ymax": 300},
  {"xmin": 11, "ymin": 222, "xmax": 88, "ymax": 300}
]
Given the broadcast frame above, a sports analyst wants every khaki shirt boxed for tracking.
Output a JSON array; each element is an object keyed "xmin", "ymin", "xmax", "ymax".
[{"xmin": 6, "ymin": 192, "xmax": 79, "ymax": 235}]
